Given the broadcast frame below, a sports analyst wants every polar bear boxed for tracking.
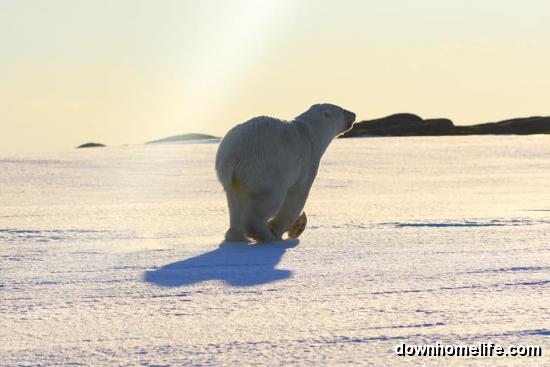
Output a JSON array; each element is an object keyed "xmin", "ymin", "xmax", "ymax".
[{"xmin": 215, "ymin": 103, "xmax": 356, "ymax": 243}]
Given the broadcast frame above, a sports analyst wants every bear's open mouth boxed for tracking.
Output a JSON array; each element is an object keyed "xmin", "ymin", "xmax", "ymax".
[
  {"xmin": 340, "ymin": 121, "xmax": 355, "ymax": 134},
  {"xmin": 345, "ymin": 122, "xmax": 354, "ymax": 132}
]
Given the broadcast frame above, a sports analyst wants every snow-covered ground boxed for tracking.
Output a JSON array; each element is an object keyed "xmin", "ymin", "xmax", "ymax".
[{"xmin": 1, "ymin": 136, "xmax": 549, "ymax": 366}]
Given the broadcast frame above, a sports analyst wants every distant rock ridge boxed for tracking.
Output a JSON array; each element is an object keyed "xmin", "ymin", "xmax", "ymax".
[
  {"xmin": 76, "ymin": 142, "xmax": 106, "ymax": 148},
  {"xmin": 146, "ymin": 133, "xmax": 219, "ymax": 144},
  {"xmin": 342, "ymin": 114, "xmax": 550, "ymax": 137}
]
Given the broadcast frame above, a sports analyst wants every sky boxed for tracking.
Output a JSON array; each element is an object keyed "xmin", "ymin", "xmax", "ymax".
[{"xmin": 1, "ymin": 0, "xmax": 549, "ymax": 152}]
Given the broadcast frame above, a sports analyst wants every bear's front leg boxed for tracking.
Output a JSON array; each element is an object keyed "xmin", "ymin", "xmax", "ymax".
[
  {"xmin": 269, "ymin": 186, "xmax": 310, "ymax": 239},
  {"xmin": 244, "ymin": 191, "xmax": 285, "ymax": 243},
  {"xmin": 286, "ymin": 211, "xmax": 307, "ymax": 239}
]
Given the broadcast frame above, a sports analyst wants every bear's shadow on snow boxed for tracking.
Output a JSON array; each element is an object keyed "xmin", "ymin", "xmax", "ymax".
[{"xmin": 143, "ymin": 240, "xmax": 299, "ymax": 287}]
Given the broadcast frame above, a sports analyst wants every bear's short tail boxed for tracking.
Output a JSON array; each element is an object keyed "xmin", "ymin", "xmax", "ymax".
[{"xmin": 215, "ymin": 152, "xmax": 238, "ymax": 189}]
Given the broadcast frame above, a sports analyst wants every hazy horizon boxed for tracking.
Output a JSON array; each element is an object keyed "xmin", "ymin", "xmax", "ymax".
[{"xmin": 2, "ymin": 0, "xmax": 549, "ymax": 153}]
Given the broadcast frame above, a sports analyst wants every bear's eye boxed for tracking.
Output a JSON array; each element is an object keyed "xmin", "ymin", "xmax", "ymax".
[{"xmin": 323, "ymin": 111, "xmax": 332, "ymax": 118}]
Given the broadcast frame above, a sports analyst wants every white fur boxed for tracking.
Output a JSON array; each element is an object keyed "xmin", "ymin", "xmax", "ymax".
[{"xmin": 215, "ymin": 103, "xmax": 356, "ymax": 243}]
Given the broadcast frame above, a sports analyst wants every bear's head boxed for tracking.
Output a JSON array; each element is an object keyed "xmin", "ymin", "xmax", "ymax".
[{"xmin": 298, "ymin": 103, "xmax": 356, "ymax": 136}]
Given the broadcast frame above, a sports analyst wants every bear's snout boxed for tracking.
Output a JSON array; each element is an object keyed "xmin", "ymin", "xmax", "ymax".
[{"xmin": 344, "ymin": 110, "xmax": 356, "ymax": 129}]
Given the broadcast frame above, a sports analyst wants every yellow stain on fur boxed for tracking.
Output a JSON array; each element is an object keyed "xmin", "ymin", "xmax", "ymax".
[{"xmin": 231, "ymin": 176, "xmax": 242, "ymax": 191}]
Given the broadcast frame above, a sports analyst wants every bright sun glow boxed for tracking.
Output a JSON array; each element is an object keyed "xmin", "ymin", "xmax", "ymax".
[{"xmin": 172, "ymin": 0, "xmax": 292, "ymax": 131}]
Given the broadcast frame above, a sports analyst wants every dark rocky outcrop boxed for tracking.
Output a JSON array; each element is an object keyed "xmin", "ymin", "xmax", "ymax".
[
  {"xmin": 342, "ymin": 114, "xmax": 550, "ymax": 137},
  {"xmin": 146, "ymin": 133, "xmax": 219, "ymax": 144},
  {"xmin": 453, "ymin": 116, "xmax": 550, "ymax": 135},
  {"xmin": 76, "ymin": 142, "xmax": 106, "ymax": 148}
]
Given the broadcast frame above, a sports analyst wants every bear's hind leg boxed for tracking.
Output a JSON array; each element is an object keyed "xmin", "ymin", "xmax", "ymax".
[
  {"xmin": 224, "ymin": 189, "xmax": 249, "ymax": 242},
  {"xmin": 224, "ymin": 228, "xmax": 248, "ymax": 242}
]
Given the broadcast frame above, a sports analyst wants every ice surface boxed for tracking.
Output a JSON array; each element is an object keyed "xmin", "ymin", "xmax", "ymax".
[{"xmin": 1, "ymin": 136, "xmax": 549, "ymax": 366}]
